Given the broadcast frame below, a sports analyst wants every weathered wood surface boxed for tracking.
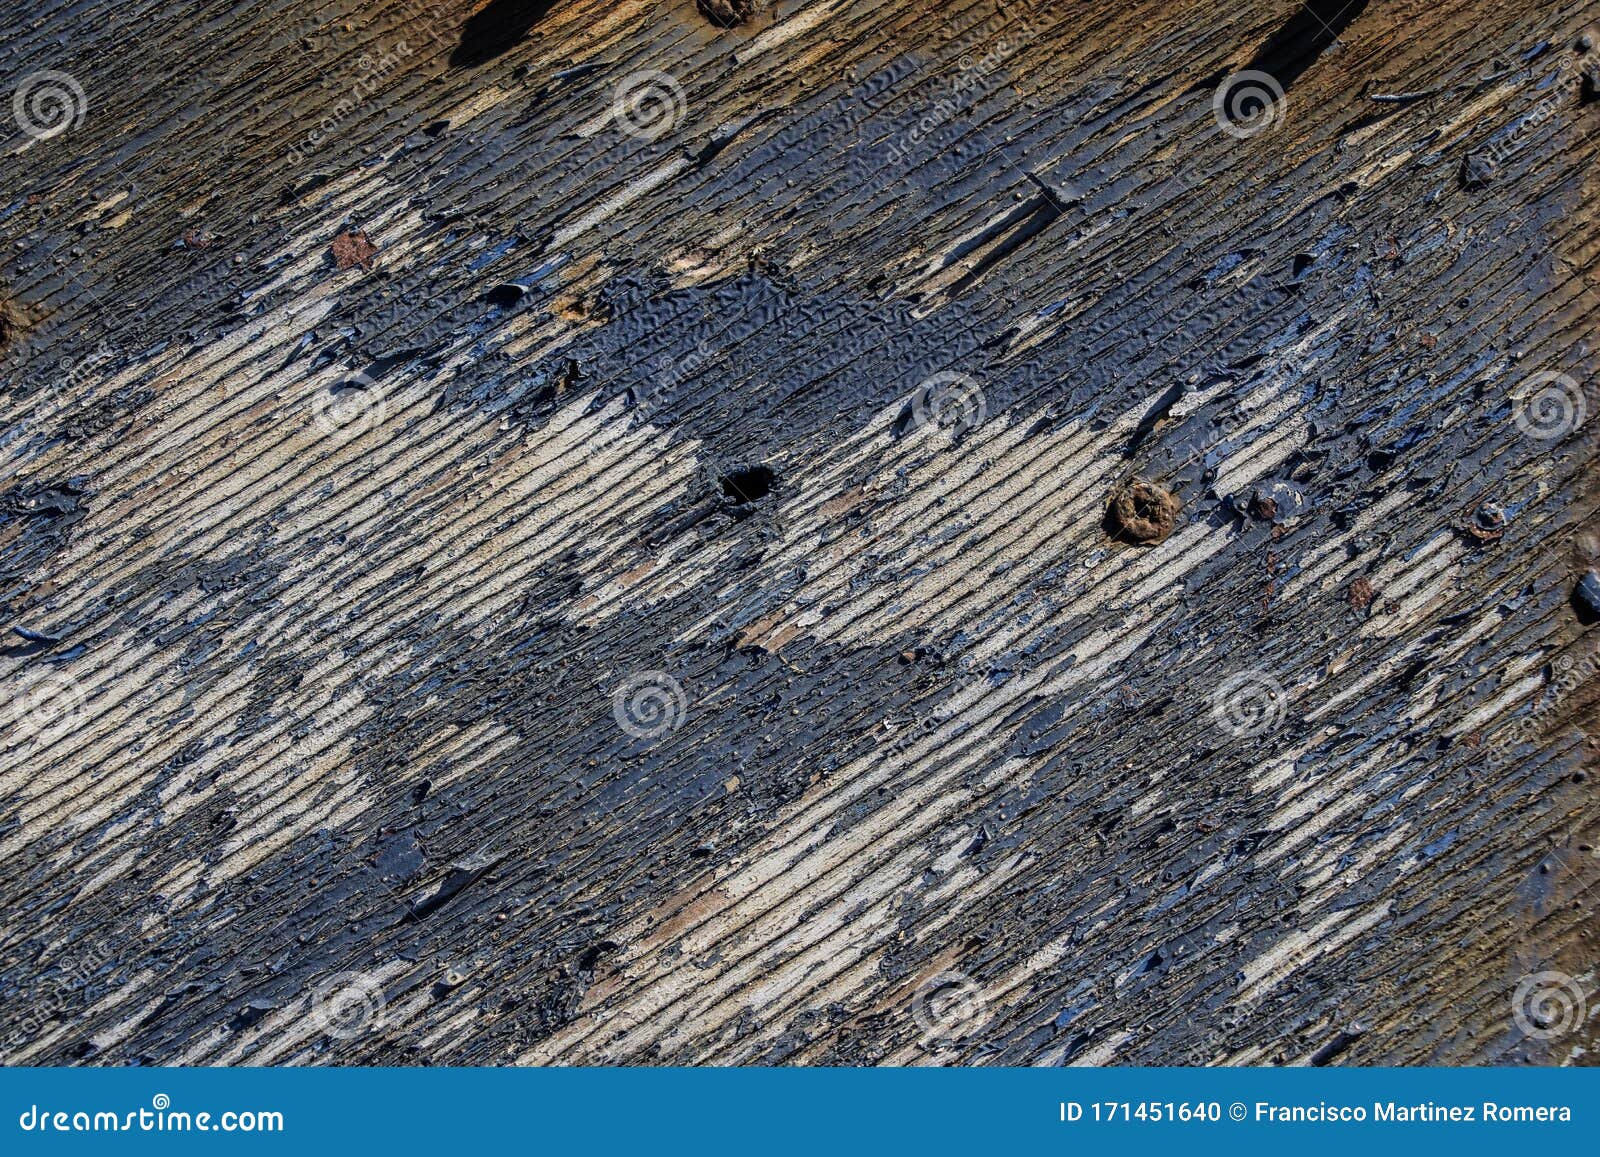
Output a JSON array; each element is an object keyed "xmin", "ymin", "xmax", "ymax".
[{"xmin": 0, "ymin": 0, "xmax": 1596, "ymax": 1065}]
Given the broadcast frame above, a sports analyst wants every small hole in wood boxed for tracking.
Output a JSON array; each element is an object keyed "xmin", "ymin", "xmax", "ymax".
[{"xmin": 721, "ymin": 464, "xmax": 775, "ymax": 505}]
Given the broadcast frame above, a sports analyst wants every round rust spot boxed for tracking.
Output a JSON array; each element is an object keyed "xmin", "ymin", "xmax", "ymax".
[
  {"xmin": 1462, "ymin": 502, "xmax": 1506, "ymax": 543},
  {"xmin": 1106, "ymin": 478, "xmax": 1180, "ymax": 545},
  {"xmin": 330, "ymin": 229, "xmax": 379, "ymax": 272}
]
